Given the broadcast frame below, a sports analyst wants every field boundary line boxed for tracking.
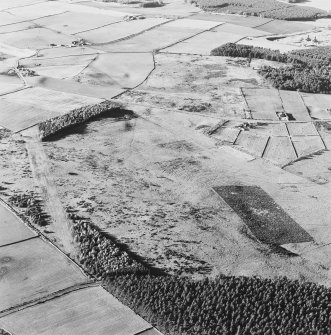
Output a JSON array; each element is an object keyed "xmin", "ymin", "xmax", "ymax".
[
  {"xmin": 0, "ymin": 282, "xmax": 100, "ymax": 317},
  {"xmin": 0, "ymin": 85, "xmax": 30, "ymax": 97},
  {"xmin": 91, "ymin": 18, "xmax": 176, "ymax": 46},
  {"xmin": 113, "ymin": 52, "xmax": 156, "ymax": 98},
  {"xmin": 73, "ymin": 19, "xmax": 124, "ymax": 35},
  {"xmin": 0, "ymin": 235, "xmax": 39, "ymax": 249},
  {"xmin": 1, "ymin": 0, "xmax": 47, "ymax": 12},
  {"xmin": 261, "ymin": 136, "xmax": 271, "ymax": 158},
  {"xmin": 284, "ymin": 123, "xmax": 299, "ymax": 158},
  {"xmin": 156, "ymin": 21, "xmax": 225, "ymax": 52},
  {"xmin": 0, "ymin": 197, "xmax": 37, "ymax": 236}
]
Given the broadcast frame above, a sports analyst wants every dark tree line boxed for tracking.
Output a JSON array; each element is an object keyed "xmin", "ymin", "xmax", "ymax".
[{"xmin": 107, "ymin": 274, "xmax": 331, "ymax": 335}]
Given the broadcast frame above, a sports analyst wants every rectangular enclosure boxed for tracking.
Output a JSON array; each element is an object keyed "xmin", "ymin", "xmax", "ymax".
[
  {"xmin": 242, "ymin": 88, "xmax": 282, "ymax": 120},
  {"xmin": 213, "ymin": 185, "xmax": 313, "ymax": 245}
]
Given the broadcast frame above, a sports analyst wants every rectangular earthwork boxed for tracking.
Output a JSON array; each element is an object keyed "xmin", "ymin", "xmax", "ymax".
[
  {"xmin": 235, "ymin": 132, "xmax": 269, "ymax": 157},
  {"xmin": 0, "ymin": 203, "xmax": 36, "ymax": 247},
  {"xmin": 242, "ymin": 88, "xmax": 282, "ymax": 120},
  {"xmin": 212, "ymin": 127, "xmax": 240, "ymax": 143},
  {"xmin": 0, "ymin": 238, "xmax": 88, "ymax": 312},
  {"xmin": 263, "ymin": 136, "xmax": 297, "ymax": 166},
  {"xmin": 213, "ymin": 185, "xmax": 313, "ymax": 245},
  {"xmin": 279, "ymin": 90, "xmax": 310, "ymax": 121},
  {"xmin": 0, "ymin": 286, "xmax": 151, "ymax": 335},
  {"xmin": 251, "ymin": 123, "xmax": 288, "ymax": 137},
  {"xmin": 286, "ymin": 122, "xmax": 318, "ymax": 137},
  {"xmin": 292, "ymin": 136, "xmax": 325, "ymax": 157}
]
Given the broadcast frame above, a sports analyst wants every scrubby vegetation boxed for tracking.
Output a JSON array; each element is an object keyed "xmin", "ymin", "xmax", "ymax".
[
  {"xmin": 72, "ymin": 220, "xmax": 331, "ymax": 335},
  {"xmin": 108, "ymin": 274, "xmax": 331, "ymax": 335},
  {"xmin": 0, "ymin": 329, "xmax": 10, "ymax": 335},
  {"xmin": 197, "ymin": 0, "xmax": 329, "ymax": 20},
  {"xmin": 71, "ymin": 220, "xmax": 148, "ymax": 279},
  {"xmin": 9, "ymin": 192, "xmax": 49, "ymax": 226},
  {"xmin": 211, "ymin": 43, "xmax": 331, "ymax": 93}
]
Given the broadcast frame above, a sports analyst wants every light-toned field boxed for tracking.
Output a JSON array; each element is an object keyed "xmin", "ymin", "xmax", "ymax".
[
  {"xmin": 33, "ymin": 11, "xmax": 123, "ymax": 35},
  {"xmin": 242, "ymin": 88, "xmax": 282, "ymax": 120},
  {"xmin": 255, "ymin": 20, "xmax": 313, "ymax": 35},
  {"xmin": 0, "ymin": 22, "xmax": 37, "ymax": 34},
  {"xmin": 292, "ymin": 136, "xmax": 325, "ymax": 157},
  {"xmin": 213, "ymin": 127, "xmax": 241, "ymax": 143},
  {"xmin": 27, "ymin": 76, "xmax": 124, "ymax": 99},
  {"xmin": 20, "ymin": 54, "xmax": 97, "ymax": 79},
  {"xmin": 0, "ymin": 202, "xmax": 36, "ymax": 246},
  {"xmin": 0, "ymin": 87, "xmax": 103, "ymax": 131},
  {"xmin": 77, "ymin": 18, "xmax": 169, "ymax": 44},
  {"xmin": 103, "ymin": 26, "xmax": 205, "ymax": 52},
  {"xmin": 0, "ymin": 12, "xmax": 27, "ymax": 26},
  {"xmin": 235, "ymin": 132, "xmax": 269, "ymax": 157},
  {"xmin": 1, "ymin": 87, "xmax": 102, "ymax": 114},
  {"xmin": 279, "ymin": 90, "xmax": 311, "ymax": 121},
  {"xmin": 295, "ymin": 0, "xmax": 331, "ymax": 11},
  {"xmin": 6, "ymin": 1, "xmax": 67, "ymax": 20},
  {"xmin": 0, "ymin": 0, "xmax": 48, "ymax": 11},
  {"xmin": 0, "ymin": 28, "xmax": 74, "ymax": 50},
  {"xmin": 73, "ymin": 52, "xmax": 154, "ymax": 88},
  {"xmin": 191, "ymin": 13, "xmax": 272, "ymax": 27},
  {"xmin": 262, "ymin": 136, "xmax": 297, "ymax": 166},
  {"xmin": 0, "ymin": 286, "xmax": 152, "ymax": 335},
  {"xmin": 163, "ymin": 23, "xmax": 270, "ymax": 55},
  {"xmin": 286, "ymin": 122, "xmax": 319, "ymax": 137},
  {"xmin": 301, "ymin": 92, "xmax": 331, "ymax": 118},
  {"xmin": 0, "ymin": 238, "xmax": 87, "ymax": 312}
]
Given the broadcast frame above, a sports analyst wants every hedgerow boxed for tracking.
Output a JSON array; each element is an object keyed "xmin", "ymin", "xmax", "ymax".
[{"xmin": 211, "ymin": 43, "xmax": 331, "ymax": 93}]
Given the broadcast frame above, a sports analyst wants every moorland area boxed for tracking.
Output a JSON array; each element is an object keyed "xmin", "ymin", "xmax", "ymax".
[{"xmin": 0, "ymin": 0, "xmax": 331, "ymax": 334}]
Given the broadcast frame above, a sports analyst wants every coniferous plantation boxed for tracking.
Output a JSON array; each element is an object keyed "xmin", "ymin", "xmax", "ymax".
[
  {"xmin": 211, "ymin": 44, "xmax": 331, "ymax": 93},
  {"xmin": 72, "ymin": 221, "xmax": 331, "ymax": 335}
]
